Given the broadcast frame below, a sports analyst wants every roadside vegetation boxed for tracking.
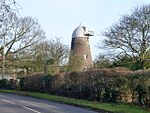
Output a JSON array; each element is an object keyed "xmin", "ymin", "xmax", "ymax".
[{"xmin": 0, "ymin": 90, "xmax": 150, "ymax": 113}]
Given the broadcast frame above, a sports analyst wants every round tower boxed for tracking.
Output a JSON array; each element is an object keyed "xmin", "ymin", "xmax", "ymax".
[{"xmin": 69, "ymin": 24, "xmax": 94, "ymax": 71}]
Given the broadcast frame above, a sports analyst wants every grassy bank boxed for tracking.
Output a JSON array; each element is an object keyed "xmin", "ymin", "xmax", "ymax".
[{"xmin": 0, "ymin": 89, "xmax": 149, "ymax": 113}]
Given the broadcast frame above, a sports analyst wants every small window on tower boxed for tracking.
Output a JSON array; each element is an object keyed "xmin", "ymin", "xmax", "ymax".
[{"xmin": 84, "ymin": 54, "xmax": 87, "ymax": 60}]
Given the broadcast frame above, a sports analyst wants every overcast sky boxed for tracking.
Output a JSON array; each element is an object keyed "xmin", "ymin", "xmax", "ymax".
[{"xmin": 17, "ymin": 0, "xmax": 149, "ymax": 59}]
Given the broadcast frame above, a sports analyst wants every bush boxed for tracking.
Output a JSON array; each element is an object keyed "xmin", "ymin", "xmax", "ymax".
[
  {"xmin": 19, "ymin": 68, "xmax": 150, "ymax": 107},
  {"xmin": 0, "ymin": 79, "xmax": 10, "ymax": 89}
]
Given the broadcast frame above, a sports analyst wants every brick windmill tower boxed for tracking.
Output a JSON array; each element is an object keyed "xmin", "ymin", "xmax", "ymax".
[{"xmin": 69, "ymin": 24, "xmax": 94, "ymax": 71}]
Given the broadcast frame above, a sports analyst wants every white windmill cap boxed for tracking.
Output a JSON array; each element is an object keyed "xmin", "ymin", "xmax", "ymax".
[{"xmin": 72, "ymin": 24, "xmax": 94, "ymax": 38}]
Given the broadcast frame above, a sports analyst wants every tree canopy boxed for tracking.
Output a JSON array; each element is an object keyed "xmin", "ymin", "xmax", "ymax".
[
  {"xmin": 101, "ymin": 4, "xmax": 150, "ymax": 70},
  {"xmin": 0, "ymin": 12, "xmax": 45, "ymax": 57}
]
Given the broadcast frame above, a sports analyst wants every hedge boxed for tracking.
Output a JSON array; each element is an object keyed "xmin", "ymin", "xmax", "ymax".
[{"xmin": 18, "ymin": 68, "xmax": 150, "ymax": 107}]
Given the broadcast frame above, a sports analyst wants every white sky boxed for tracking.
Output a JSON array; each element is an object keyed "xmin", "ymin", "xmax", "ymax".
[{"xmin": 17, "ymin": 0, "xmax": 149, "ymax": 59}]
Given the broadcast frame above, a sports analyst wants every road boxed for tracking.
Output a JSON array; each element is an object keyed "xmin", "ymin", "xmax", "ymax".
[{"xmin": 0, "ymin": 93, "xmax": 97, "ymax": 113}]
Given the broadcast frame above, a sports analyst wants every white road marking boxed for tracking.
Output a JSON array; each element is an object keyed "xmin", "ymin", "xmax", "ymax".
[
  {"xmin": 2, "ymin": 99, "xmax": 41, "ymax": 113},
  {"xmin": 22, "ymin": 106, "xmax": 41, "ymax": 113},
  {"xmin": 2, "ymin": 99, "xmax": 16, "ymax": 105}
]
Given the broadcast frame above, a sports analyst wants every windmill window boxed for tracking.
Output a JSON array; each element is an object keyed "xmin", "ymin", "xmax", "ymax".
[{"xmin": 84, "ymin": 54, "xmax": 87, "ymax": 60}]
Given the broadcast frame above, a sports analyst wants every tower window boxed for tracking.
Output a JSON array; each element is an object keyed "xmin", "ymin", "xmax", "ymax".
[{"xmin": 84, "ymin": 54, "xmax": 87, "ymax": 60}]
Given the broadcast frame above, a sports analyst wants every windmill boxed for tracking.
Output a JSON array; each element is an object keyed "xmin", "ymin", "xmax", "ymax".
[{"xmin": 69, "ymin": 24, "xmax": 94, "ymax": 71}]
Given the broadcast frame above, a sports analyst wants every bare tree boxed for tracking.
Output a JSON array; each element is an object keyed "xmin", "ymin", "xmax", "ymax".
[
  {"xmin": 0, "ymin": 0, "xmax": 19, "ymax": 42},
  {"xmin": 0, "ymin": 0, "xmax": 22, "ymax": 79},
  {"xmin": 101, "ymin": 4, "xmax": 150, "ymax": 69},
  {"xmin": 0, "ymin": 12, "xmax": 45, "ymax": 57},
  {"xmin": 37, "ymin": 39, "xmax": 69, "ymax": 74},
  {"xmin": 17, "ymin": 38, "xmax": 69, "ymax": 75},
  {"xmin": 0, "ymin": 0, "xmax": 45, "ymax": 78}
]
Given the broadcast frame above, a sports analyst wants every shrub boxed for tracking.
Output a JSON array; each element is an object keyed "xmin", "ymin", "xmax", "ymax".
[{"xmin": 19, "ymin": 68, "xmax": 150, "ymax": 107}]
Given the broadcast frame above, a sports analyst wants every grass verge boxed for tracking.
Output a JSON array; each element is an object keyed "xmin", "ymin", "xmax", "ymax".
[{"xmin": 0, "ymin": 89, "xmax": 149, "ymax": 113}]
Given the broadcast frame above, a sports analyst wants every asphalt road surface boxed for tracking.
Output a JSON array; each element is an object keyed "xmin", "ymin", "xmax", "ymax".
[{"xmin": 0, "ymin": 93, "xmax": 97, "ymax": 113}]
